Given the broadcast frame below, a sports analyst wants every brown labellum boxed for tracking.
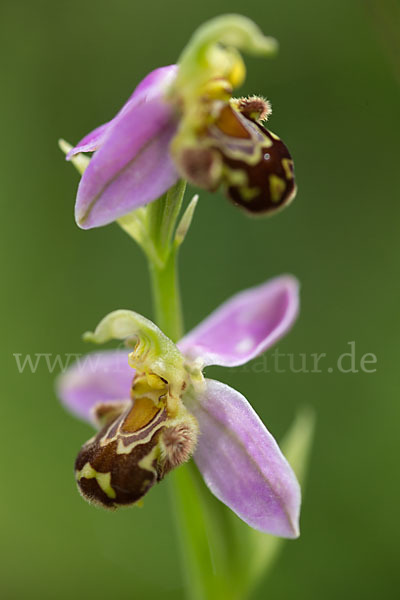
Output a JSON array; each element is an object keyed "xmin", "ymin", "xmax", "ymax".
[
  {"xmin": 175, "ymin": 101, "xmax": 296, "ymax": 215},
  {"xmin": 75, "ymin": 392, "xmax": 198, "ymax": 509},
  {"xmin": 210, "ymin": 104, "xmax": 297, "ymax": 215},
  {"xmin": 223, "ymin": 130, "xmax": 296, "ymax": 214}
]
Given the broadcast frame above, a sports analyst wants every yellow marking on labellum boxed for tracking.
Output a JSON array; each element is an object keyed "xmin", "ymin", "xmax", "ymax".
[
  {"xmin": 117, "ymin": 428, "xmax": 163, "ymax": 455},
  {"xmin": 223, "ymin": 166, "xmax": 247, "ymax": 186},
  {"xmin": 238, "ymin": 186, "xmax": 261, "ymax": 202},
  {"xmin": 214, "ymin": 138, "xmax": 266, "ymax": 165},
  {"xmin": 262, "ymin": 136, "xmax": 273, "ymax": 149},
  {"xmin": 77, "ymin": 463, "xmax": 116, "ymax": 499},
  {"xmin": 207, "ymin": 104, "xmax": 270, "ymax": 166},
  {"xmin": 269, "ymin": 174, "xmax": 286, "ymax": 203},
  {"xmin": 138, "ymin": 446, "xmax": 160, "ymax": 482},
  {"xmin": 282, "ymin": 158, "xmax": 294, "ymax": 180},
  {"xmin": 116, "ymin": 418, "xmax": 167, "ymax": 455},
  {"xmin": 269, "ymin": 131, "xmax": 281, "ymax": 140},
  {"xmin": 95, "ymin": 409, "xmax": 163, "ymax": 453}
]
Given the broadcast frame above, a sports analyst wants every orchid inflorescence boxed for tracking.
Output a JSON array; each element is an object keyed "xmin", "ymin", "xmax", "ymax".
[{"xmin": 58, "ymin": 13, "xmax": 305, "ymax": 556}]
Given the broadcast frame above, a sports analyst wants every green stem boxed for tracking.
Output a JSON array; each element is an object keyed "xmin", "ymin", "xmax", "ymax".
[
  {"xmin": 151, "ymin": 252, "xmax": 227, "ymax": 599},
  {"xmin": 146, "ymin": 187, "xmax": 230, "ymax": 600},
  {"xmin": 148, "ymin": 248, "xmax": 183, "ymax": 342}
]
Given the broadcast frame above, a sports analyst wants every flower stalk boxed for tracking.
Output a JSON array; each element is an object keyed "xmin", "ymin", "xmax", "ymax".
[
  {"xmin": 144, "ymin": 185, "xmax": 233, "ymax": 600},
  {"xmin": 148, "ymin": 235, "xmax": 183, "ymax": 342}
]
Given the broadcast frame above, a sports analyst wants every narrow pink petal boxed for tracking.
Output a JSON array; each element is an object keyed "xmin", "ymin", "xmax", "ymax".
[
  {"xmin": 179, "ymin": 276, "xmax": 299, "ymax": 367},
  {"xmin": 75, "ymin": 95, "xmax": 179, "ymax": 228},
  {"xmin": 56, "ymin": 350, "xmax": 133, "ymax": 425},
  {"xmin": 189, "ymin": 379, "xmax": 301, "ymax": 538},
  {"xmin": 66, "ymin": 65, "xmax": 177, "ymax": 161},
  {"xmin": 66, "ymin": 123, "xmax": 110, "ymax": 159}
]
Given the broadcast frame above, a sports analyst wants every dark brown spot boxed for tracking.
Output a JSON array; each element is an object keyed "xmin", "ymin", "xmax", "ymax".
[
  {"xmin": 223, "ymin": 124, "xmax": 296, "ymax": 214},
  {"xmin": 178, "ymin": 146, "xmax": 222, "ymax": 190},
  {"xmin": 93, "ymin": 401, "xmax": 128, "ymax": 427}
]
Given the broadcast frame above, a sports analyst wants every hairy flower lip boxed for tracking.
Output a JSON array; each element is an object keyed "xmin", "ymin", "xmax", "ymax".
[{"xmin": 57, "ymin": 276, "xmax": 301, "ymax": 538}]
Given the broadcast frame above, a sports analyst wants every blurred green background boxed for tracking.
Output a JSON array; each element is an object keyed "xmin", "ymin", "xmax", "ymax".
[{"xmin": 2, "ymin": 0, "xmax": 399, "ymax": 598}]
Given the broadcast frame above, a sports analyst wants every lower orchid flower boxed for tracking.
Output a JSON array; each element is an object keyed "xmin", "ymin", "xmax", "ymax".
[
  {"xmin": 65, "ymin": 15, "xmax": 296, "ymax": 229},
  {"xmin": 57, "ymin": 275, "xmax": 301, "ymax": 539}
]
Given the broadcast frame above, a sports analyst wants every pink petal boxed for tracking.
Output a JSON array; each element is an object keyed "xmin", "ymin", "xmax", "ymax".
[
  {"xmin": 179, "ymin": 276, "xmax": 299, "ymax": 367},
  {"xmin": 132, "ymin": 65, "xmax": 178, "ymax": 99},
  {"xmin": 56, "ymin": 350, "xmax": 133, "ymax": 425},
  {"xmin": 66, "ymin": 123, "xmax": 110, "ymax": 159},
  {"xmin": 75, "ymin": 94, "xmax": 179, "ymax": 228},
  {"xmin": 189, "ymin": 379, "xmax": 301, "ymax": 538},
  {"xmin": 66, "ymin": 65, "xmax": 177, "ymax": 160}
]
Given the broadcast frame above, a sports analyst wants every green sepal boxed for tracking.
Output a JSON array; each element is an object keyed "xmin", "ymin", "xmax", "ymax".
[
  {"xmin": 83, "ymin": 309, "xmax": 186, "ymax": 391},
  {"xmin": 58, "ymin": 139, "xmax": 89, "ymax": 175},
  {"xmin": 174, "ymin": 194, "xmax": 199, "ymax": 247},
  {"xmin": 146, "ymin": 180, "xmax": 187, "ymax": 264},
  {"xmin": 175, "ymin": 14, "xmax": 278, "ymax": 100}
]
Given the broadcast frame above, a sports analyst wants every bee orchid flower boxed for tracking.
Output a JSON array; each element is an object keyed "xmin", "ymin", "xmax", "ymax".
[
  {"xmin": 66, "ymin": 15, "xmax": 296, "ymax": 229},
  {"xmin": 57, "ymin": 275, "xmax": 301, "ymax": 539}
]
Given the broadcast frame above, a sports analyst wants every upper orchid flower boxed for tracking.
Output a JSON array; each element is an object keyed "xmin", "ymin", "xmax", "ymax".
[
  {"xmin": 65, "ymin": 15, "xmax": 296, "ymax": 229},
  {"xmin": 57, "ymin": 275, "xmax": 301, "ymax": 538}
]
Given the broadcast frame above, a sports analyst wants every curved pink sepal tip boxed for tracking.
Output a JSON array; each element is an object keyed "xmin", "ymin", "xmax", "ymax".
[{"xmin": 179, "ymin": 276, "xmax": 300, "ymax": 367}]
